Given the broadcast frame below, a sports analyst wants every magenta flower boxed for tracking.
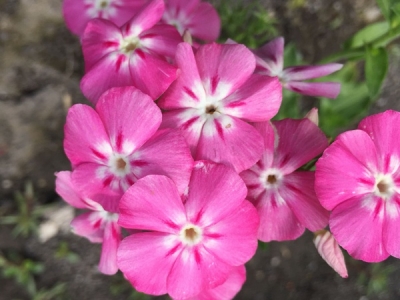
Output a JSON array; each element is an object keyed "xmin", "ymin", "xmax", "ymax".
[
  {"xmin": 182, "ymin": 265, "xmax": 246, "ymax": 300},
  {"xmin": 162, "ymin": 0, "xmax": 221, "ymax": 42},
  {"xmin": 64, "ymin": 86, "xmax": 193, "ymax": 208},
  {"xmin": 240, "ymin": 118, "xmax": 329, "ymax": 242},
  {"xmin": 158, "ymin": 42, "xmax": 282, "ymax": 172},
  {"xmin": 80, "ymin": 0, "xmax": 182, "ymax": 103},
  {"xmin": 117, "ymin": 161, "xmax": 259, "ymax": 299},
  {"xmin": 55, "ymin": 171, "xmax": 120, "ymax": 275},
  {"xmin": 315, "ymin": 110, "xmax": 400, "ymax": 262},
  {"xmin": 254, "ymin": 37, "xmax": 343, "ymax": 98},
  {"xmin": 63, "ymin": 0, "xmax": 146, "ymax": 37}
]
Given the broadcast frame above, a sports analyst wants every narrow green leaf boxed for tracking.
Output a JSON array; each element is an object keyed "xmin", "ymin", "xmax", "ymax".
[
  {"xmin": 344, "ymin": 21, "xmax": 389, "ymax": 49},
  {"xmin": 365, "ymin": 47, "xmax": 388, "ymax": 98},
  {"xmin": 376, "ymin": 0, "xmax": 392, "ymax": 21}
]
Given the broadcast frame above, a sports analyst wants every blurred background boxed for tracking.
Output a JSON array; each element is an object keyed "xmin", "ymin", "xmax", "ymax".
[{"xmin": 1, "ymin": 0, "xmax": 400, "ymax": 299}]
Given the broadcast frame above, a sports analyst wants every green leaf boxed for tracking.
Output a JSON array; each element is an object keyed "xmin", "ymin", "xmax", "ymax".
[
  {"xmin": 376, "ymin": 0, "xmax": 392, "ymax": 21},
  {"xmin": 344, "ymin": 22, "xmax": 390, "ymax": 49},
  {"xmin": 365, "ymin": 47, "xmax": 388, "ymax": 98},
  {"xmin": 392, "ymin": 3, "xmax": 400, "ymax": 18}
]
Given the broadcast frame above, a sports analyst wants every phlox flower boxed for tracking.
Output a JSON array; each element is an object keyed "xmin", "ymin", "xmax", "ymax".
[
  {"xmin": 158, "ymin": 42, "xmax": 282, "ymax": 172},
  {"xmin": 254, "ymin": 37, "xmax": 343, "ymax": 98},
  {"xmin": 162, "ymin": 0, "xmax": 221, "ymax": 42},
  {"xmin": 117, "ymin": 161, "xmax": 259, "ymax": 299},
  {"xmin": 240, "ymin": 117, "xmax": 329, "ymax": 242},
  {"xmin": 63, "ymin": 0, "xmax": 146, "ymax": 37},
  {"xmin": 80, "ymin": 0, "xmax": 182, "ymax": 103},
  {"xmin": 182, "ymin": 265, "xmax": 246, "ymax": 300},
  {"xmin": 315, "ymin": 110, "xmax": 400, "ymax": 262},
  {"xmin": 55, "ymin": 171, "xmax": 120, "ymax": 275},
  {"xmin": 64, "ymin": 86, "xmax": 193, "ymax": 209}
]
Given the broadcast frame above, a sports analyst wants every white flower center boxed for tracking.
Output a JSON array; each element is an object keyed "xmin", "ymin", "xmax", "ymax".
[
  {"xmin": 120, "ymin": 36, "xmax": 140, "ymax": 54},
  {"xmin": 180, "ymin": 224, "xmax": 202, "ymax": 246},
  {"xmin": 95, "ymin": 0, "xmax": 111, "ymax": 10},
  {"xmin": 261, "ymin": 168, "xmax": 283, "ymax": 189},
  {"xmin": 109, "ymin": 154, "xmax": 130, "ymax": 177},
  {"xmin": 373, "ymin": 174, "xmax": 395, "ymax": 199}
]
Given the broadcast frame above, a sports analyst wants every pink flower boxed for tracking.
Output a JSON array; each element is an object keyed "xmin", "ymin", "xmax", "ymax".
[
  {"xmin": 63, "ymin": 0, "xmax": 146, "ymax": 37},
  {"xmin": 240, "ymin": 118, "xmax": 329, "ymax": 242},
  {"xmin": 314, "ymin": 230, "xmax": 348, "ymax": 278},
  {"xmin": 64, "ymin": 86, "xmax": 193, "ymax": 209},
  {"xmin": 254, "ymin": 37, "xmax": 343, "ymax": 98},
  {"xmin": 117, "ymin": 161, "xmax": 259, "ymax": 299},
  {"xmin": 158, "ymin": 42, "xmax": 282, "ymax": 172},
  {"xmin": 162, "ymin": 0, "xmax": 221, "ymax": 42},
  {"xmin": 55, "ymin": 171, "xmax": 120, "ymax": 275},
  {"xmin": 315, "ymin": 110, "xmax": 400, "ymax": 262},
  {"xmin": 80, "ymin": 0, "xmax": 182, "ymax": 103},
  {"xmin": 182, "ymin": 265, "xmax": 246, "ymax": 300}
]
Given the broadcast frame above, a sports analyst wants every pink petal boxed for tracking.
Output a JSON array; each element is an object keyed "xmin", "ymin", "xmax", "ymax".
[
  {"xmin": 280, "ymin": 171, "xmax": 329, "ymax": 232},
  {"xmin": 81, "ymin": 18, "xmax": 122, "ymax": 72},
  {"xmin": 134, "ymin": 129, "xmax": 194, "ymax": 195},
  {"xmin": 96, "ymin": 86, "xmax": 162, "ymax": 154},
  {"xmin": 64, "ymin": 104, "xmax": 112, "ymax": 166},
  {"xmin": 117, "ymin": 232, "xmax": 181, "ymax": 296},
  {"xmin": 283, "ymin": 63, "xmax": 343, "ymax": 81},
  {"xmin": 195, "ymin": 43, "xmax": 255, "ymax": 98},
  {"xmin": 358, "ymin": 110, "xmax": 400, "ymax": 173},
  {"xmin": 140, "ymin": 24, "xmax": 183, "ymax": 58},
  {"xmin": 252, "ymin": 121, "xmax": 276, "ymax": 167},
  {"xmin": 70, "ymin": 212, "xmax": 104, "ymax": 243},
  {"xmin": 315, "ymin": 130, "xmax": 379, "ymax": 211},
  {"xmin": 167, "ymin": 245, "xmax": 232, "ymax": 299},
  {"xmin": 80, "ymin": 53, "xmax": 132, "ymax": 104},
  {"xmin": 185, "ymin": 161, "xmax": 248, "ymax": 227},
  {"xmin": 221, "ymin": 75, "xmax": 282, "ymax": 122},
  {"xmin": 158, "ymin": 42, "xmax": 204, "ymax": 109},
  {"xmin": 314, "ymin": 230, "xmax": 348, "ymax": 278},
  {"xmin": 109, "ymin": 0, "xmax": 147, "ymax": 27},
  {"xmin": 196, "ymin": 116, "xmax": 264, "ymax": 172},
  {"xmin": 272, "ymin": 118, "xmax": 329, "ymax": 174},
  {"xmin": 239, "ymin": 168, "xmax": 266, "ymax": 202},
  {"xmin": 304, "ymin": 107, "xmax": 319, "ymax": 126},
  {"xmin": 98, "ymin": 221, "xmax": 121, "ymax": 275},
  {"xmin": 202, "ymin": 200, "xmax": 259, "ymax": 266},
  {"xmin": 55, "ymin": 171, "xmax": 87, "ymax": 209},
  {"xmin": 383, "ymin": 194, "xmax": 400, "ymax": 258},
  {"xmin": 330, "ymin": 195, "xmax": 389, "ymax": 262},
  {"xmin": 62, "ymin": 0, "xmax": 88, "ymax": 36},
  {"xmin": 188, "ymin": 2, "xmax": 221, "ymax": 42},
  {"xmin": 192, "ymin": 265, "xmax": 246, "ymax": 300},
  {"xmin": 254, "ymin": 37, "xmax": 284, "ymax": 76},
  {"xmin": 284, "ymin": 81, "xmax": 341, "ymax": 99},
  {"xmin": 129, "ymin": 50, "xmax": 178, "ymax": 100},
  {"xmin": 253, "ymin": 190, "xmax": 305, "ymax": 242},
  {"xmin": 118, "ymin": 175, "xmax": 186, "ymax": 233},
  {"xmin": 121, "ymin": 0, "xmax": 165, "ymax": 36}
]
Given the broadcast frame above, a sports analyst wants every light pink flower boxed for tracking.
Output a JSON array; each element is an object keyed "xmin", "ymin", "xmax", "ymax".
[
  {"xmin": 182, "ymin": 265, "xmax": 246, "ymax": 300},
  {"xmin": 254, "ymin": 37, "xmax": 343, "ymax": 98},
  {"xmin": 117, "ymin": 161, "xmax": 259, "ymax": 299},
  {"xmin": 315, "ymin": 110, "xmax": 400, "ymax": 262},
  {"xmin": 63, "ymin": 0, "xmax": 146, "ymax": 37},
  {"xmin": 314, "ymin": 230, "xmax": 348, "ymax": 278},
  {"xmin": 240, "ymin": 118, "xmax": 329, "ymax": 242},
  {"xmin": 158, "ymin": 42, "xmax": 282, "ymax": 172},
  {"xmin": 64, "ymin": 86, "xmax": 193, "ymax": 208},
  {"xmin": 55, "ymin": 171, "xmax": 120, "ymax": 275},
  {"xmin": 80, "ymin": 0, "xmax": 182, "ymax": 103},
  {"xmin": 162, "ymin": 0, "xmax": 221, "ymax": 42}
]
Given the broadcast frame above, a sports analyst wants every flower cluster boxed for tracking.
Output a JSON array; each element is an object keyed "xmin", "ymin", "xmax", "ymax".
[{"xmin": 55, "ymin": 0, "xmax": 400, "ymax": 298}]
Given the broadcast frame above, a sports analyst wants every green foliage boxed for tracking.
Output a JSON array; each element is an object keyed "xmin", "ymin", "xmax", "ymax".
[
  {"xmin": 0, "ymin": 181, "xmax": 44, "ymax": 237},
  {"xmin": 110, "ymin": 273, "xmax": 151, "ymax": 300},
  {"xmin": 217, "ymin": 0, "xmax": 277, "ymax": 48},
  {"xmin": 365, "ymin": 47, "xmax": 388, "ymax": 99},
  {"xmin": 357, "ymin": 262, "xmax": 395, "ymax": 297},
  {"xmin": 54, "ymin": 241, "xmax": 80, "ymax": 264},
  {"xmin": 343, "ymin": 22, "xmax": 390, "ymax": 50},
  {"xmin": 33, "ymin": 283, "xmax": 67, "ymax": 300}
]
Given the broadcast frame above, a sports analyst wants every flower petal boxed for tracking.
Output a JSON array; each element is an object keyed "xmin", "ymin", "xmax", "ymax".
[
  {"xmin": 96, "ymin": 86, "xmax": 162, "ymax": 154},
  {"xmin": 196, "ymin": 116, "xmax": 264, "ymax": 172},
  {"xmin": 55, "ymin": 171, "xmax": 87, "ymax": 209},
  {"xmin": 62, "ymin": 0, "xmax": 89, "ymax": 36},
  {"xmin": 187, "ymin": 2, "xmax": 221, "ymax": 42},
  {"xmin": 140, "ymin": 24, "xmax": 183, "ymax": 58},
  {"xmin": 254, "ymin": 37, "xmax": 284, "ymax": 76},
  {"xmin": 70, "ymin": 212, "xmax": 104, "ymax": 243},
  {"xmin": 98, "ymin": 221, "xmax": 121, "ymax": 275},
  {"xmin": 283, "ymin": 64, "xmax": 343, "ymax": 81},
  {"xmin": 117, "ymin": 232, "xmax": 181, "ymax": 296},
  {"xmin": 383, "ymin": 194, "xmax": 400, "ymax": 258},
  {"xmin": 118, "ymin": 175, "xmax": 186, "ymax": 233},
  {"xmin": 284, "ymin": 81, "xmax": 341, "ymax": 99},
  {"xmin": 330, "ymin": 194, "xmax": 389, "ymax": 262}
]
